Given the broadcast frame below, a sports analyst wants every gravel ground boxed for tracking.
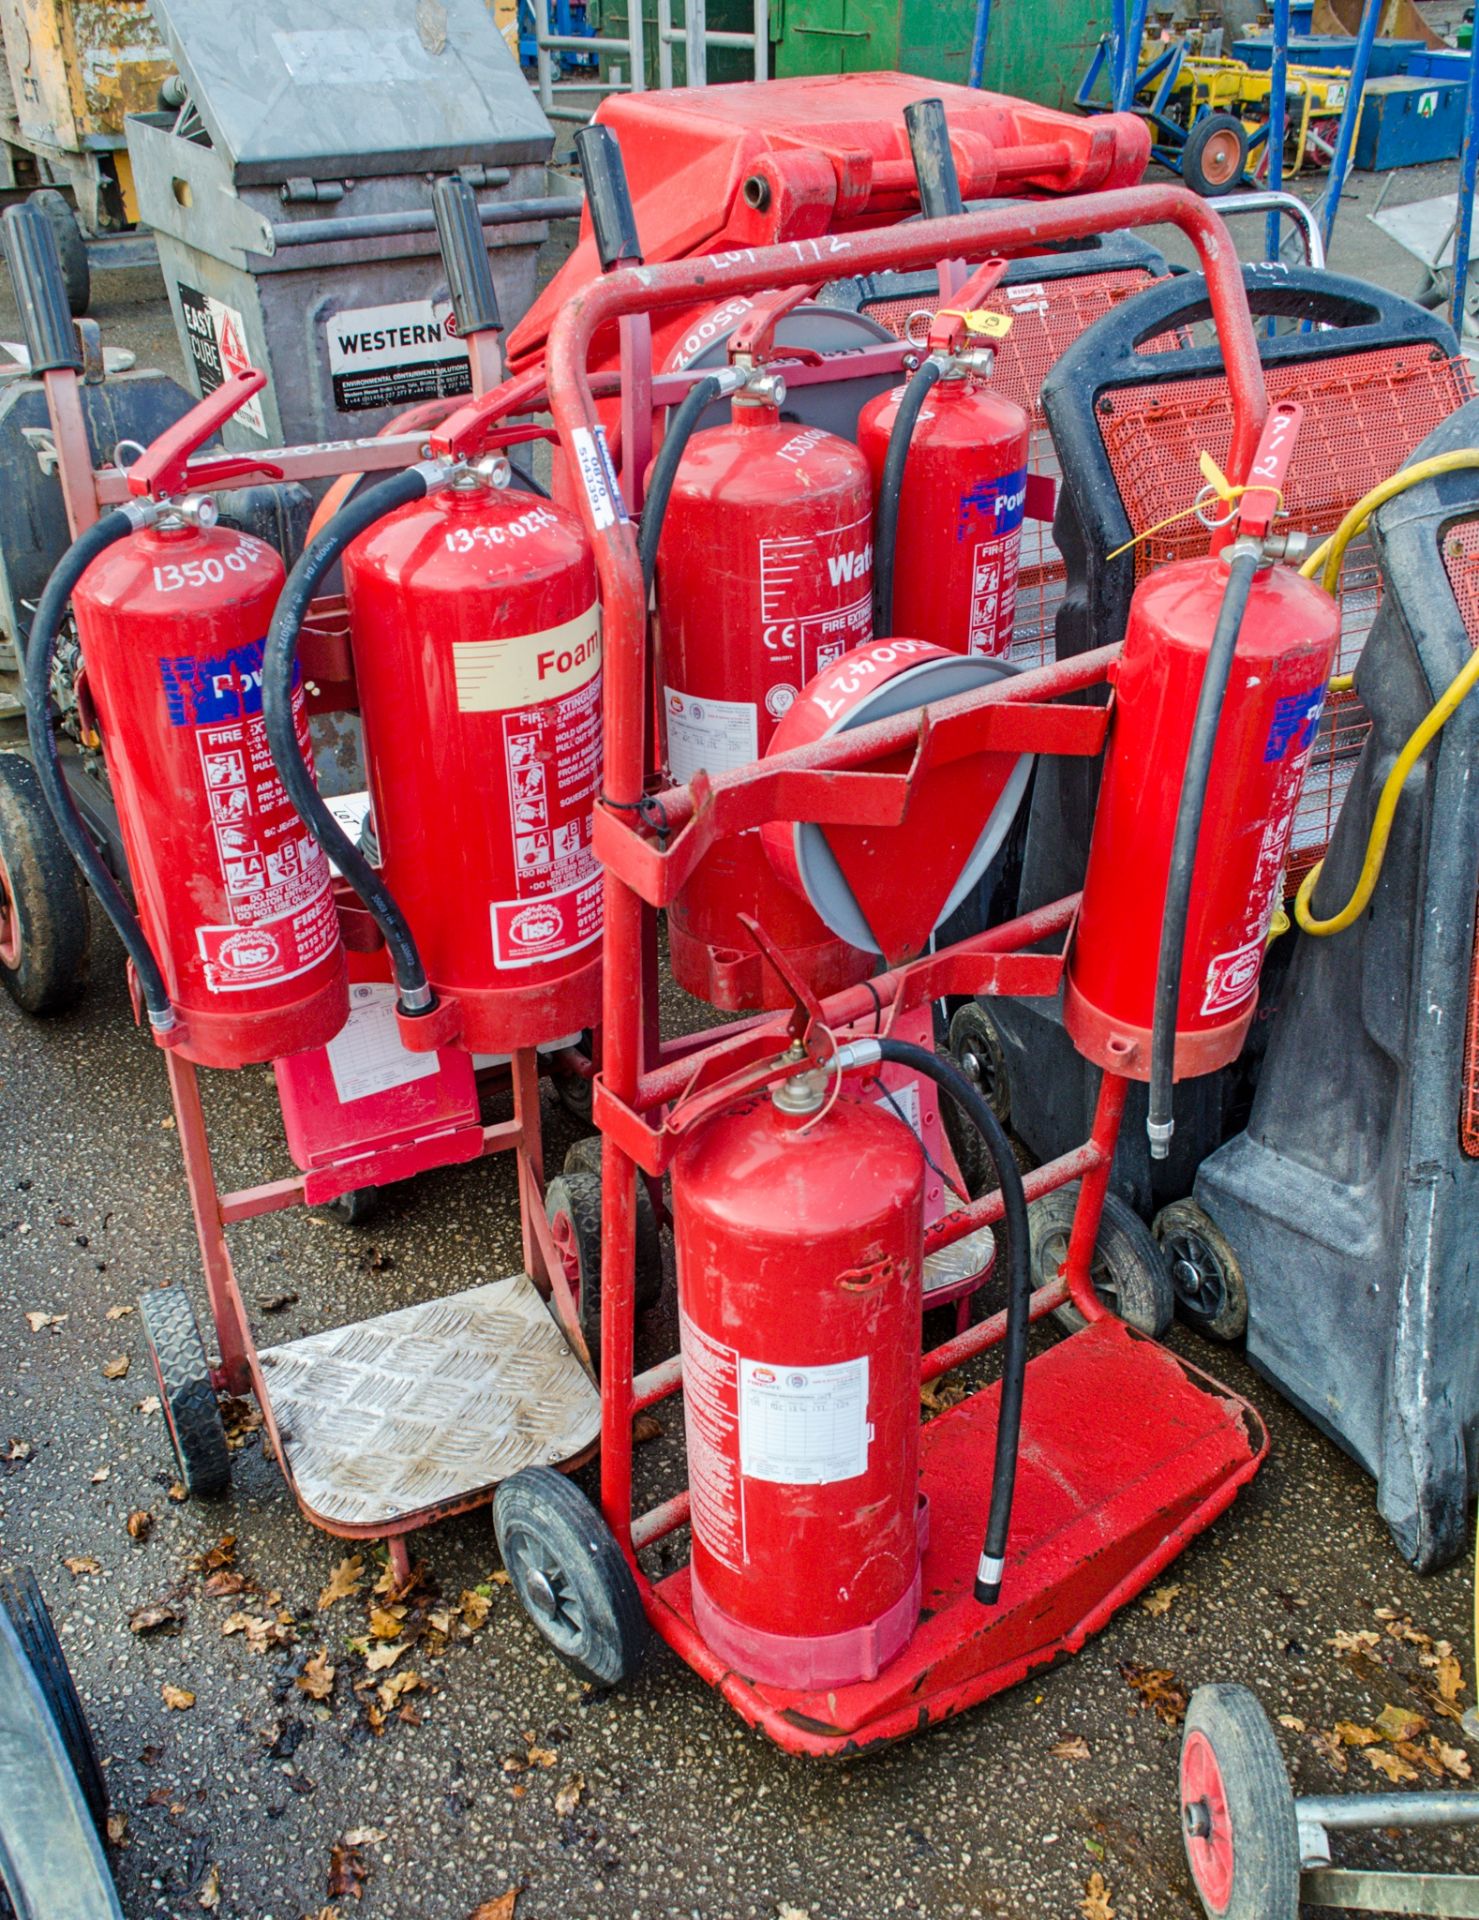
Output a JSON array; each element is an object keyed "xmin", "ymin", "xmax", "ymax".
[{"xmin": 0, "ymin": 137, "xmax": 1477, "ymax": 1920}]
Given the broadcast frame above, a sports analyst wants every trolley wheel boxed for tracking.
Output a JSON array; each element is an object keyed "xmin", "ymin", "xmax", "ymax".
[
  {"xmin": 0, "ymin": 1568, "xmax": 107, "ymax": 1834},
  {"xmin": 1153, "ymin": 1199, "xmax": 1248, "ymax": 1343},
  {"xmin": 493, "ymin": 1465, "xmax": 648, "ymax": 1687},
  {"xmin": 553, "ymin": 1065, "xmax": 594, "ymax": 1124},
  {"xmin": 1182, "ymin": 113, "xmax": 1248, "ymax": 197},
  {"xmin": 319, "ymin": 1186, "xmax": 379, "ymax": 1227},
  {"xmin": 1031, "ymin": 1182, "xmax": 1175, "ymax": 1337},
  {"xmin": 27, "ymin": 188, "xmax": 89, "ymax": 316},
  {"xmin": 138, "ymin": 1287, "xmax": 231, "ymax": 1499},
  {"xmin": 943, "ymin": 1003, "xmax": 1010, "ymax": 1194},
  {"xmin": 550, "ymin": 1152, "xmax": 664, "ymax": 1317},
  {"xmin": 0, "ymin": 752, "xmax": 90, "ymax": 1017},
  {"xmin": 1180, "ymin": 1683, "xmax": 1300, "ymax": 1920}
]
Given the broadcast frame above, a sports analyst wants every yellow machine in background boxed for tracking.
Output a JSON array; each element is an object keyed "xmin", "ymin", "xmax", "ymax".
[
  {"xmin": 0, "ymin": 0, "xmax": 173, "ymax": 309},
  {"xmin": 1170, "ymin": 52, "xmax": 1359, "ymax": 176}
]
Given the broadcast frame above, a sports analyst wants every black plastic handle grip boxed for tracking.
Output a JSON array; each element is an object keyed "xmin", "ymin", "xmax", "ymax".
[
  {"xmin": 575, "ymin": 124, "xmax": 642, "ymax": 271},
  {"xmin": 1, "ymin": 204, "xmax": 81, "ymax": 375},
  {"xmin": 904, "ymin": 98, "xmax": 964, "ymax": 221},
  {"xmin": 433, "ymin": 174, "xmax": 502, "ymax": 337}
]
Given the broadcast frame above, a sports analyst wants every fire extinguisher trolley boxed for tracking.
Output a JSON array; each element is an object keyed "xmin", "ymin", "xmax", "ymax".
[{"xmin": 495, "ymin": 181, "xmax": 1302, "ymax": 1756}]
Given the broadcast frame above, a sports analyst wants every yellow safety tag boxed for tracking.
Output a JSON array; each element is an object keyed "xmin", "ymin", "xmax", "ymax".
[
  {"xmin": 1198, "ymin": 449, "xmax": 1237, "ymax": 504},
  {"xmin": 961, "ymin": 309, "xmax": 1013, "ymax": 339}
]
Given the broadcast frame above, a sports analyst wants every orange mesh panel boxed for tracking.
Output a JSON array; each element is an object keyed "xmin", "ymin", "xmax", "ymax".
[
  {"xmin": 1097, "ymin": 347, "xmax": 1475, "ymax": 881},
  {"xmin": 862, "ymin": 268, "xmax": 1169, "ymax": 669},
  {"xmin": 1440, "ymin": 520, "xmax": 1479, "ymax": 1157}
]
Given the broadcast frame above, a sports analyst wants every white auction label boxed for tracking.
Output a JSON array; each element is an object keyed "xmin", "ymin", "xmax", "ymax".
[
  {"xmin": 738, "ymin": 1356, "xmax": 870, "ymax": 1485},
  {"xmin": 325, "ymin": 983, "xmax": 441, "ymax": 1106}
]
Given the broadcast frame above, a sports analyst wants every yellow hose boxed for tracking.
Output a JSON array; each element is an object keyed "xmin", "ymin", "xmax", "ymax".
[{"xmin": 1292, "ymin": 451, "xmax": 1479, "ymax": 937}]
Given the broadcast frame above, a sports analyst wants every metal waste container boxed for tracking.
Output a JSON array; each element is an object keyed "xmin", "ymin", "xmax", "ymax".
[{"xmin": 124, "ymin": 0, "xmax": 557, "ymax": 450}]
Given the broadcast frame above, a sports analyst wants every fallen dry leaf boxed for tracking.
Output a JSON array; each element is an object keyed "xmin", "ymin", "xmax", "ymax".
[
  {"xmin": 204, "ymin": 1569, "xmax": 250, "ymax": 1598},
  {"xmin": 1310, "ymin": 1728, "xmax": 1349, "ymax": 1774},
  {"xmin": 221, "ymin": 1611, "xmax": 293, "ymax": 1655},
  {"xmin": 526, "ymin": 1744, "xmax": 557, "ymax": 1769},
  {"xmin": 25, "ymin": 1312, "xmax": 66, "ymax": 1333},
  {"xmin": 197, "ymin": 1863, "xmax": 221, "ymax": 1911},
  {"xmin": 364, "ymin": 1639, "xmax": 407, "ymax": 1674},
  {"xmin": 1334, "ymin": 1721, "xmax": 1381, "ymax": 1748},
  {"xmin": 63, "ymin": 1556, "xmax": 102, "ymax": 1577},
  {"xmin": 1049, "ymin": 1735, "xmax": 1091, "ymax": 1760},
  {"xmin": 459, "ymin": 1589, "xmax": 492, "ymax": 1634},
  {"xmin": 367, "ymin": 1606, "xmax": 405, "ymax": 1641},
  {"xmin": 1432, "ymin": 1738, "xmax": 1472, "ymax": 1780},
  {"xmin": 1118, "ymin": 1662, "xmax": 1188, "ymax": 1726},
  {"xmin": 257, "ymin": 1292, "xmax": 299, "ymax": 1314},
  {"xmin": 341, "ymin": 1826, "xmax": 387, "ymax": 1847},
  {"xmin": 1375, "ymin": 1704, "xmax": 1427, "ymax": 1744},
  {"xmin": 166, "ymin": 1479, "xmax": 186, "ymax": 1500},
  {"xmin": 1365, "ymin": 1746, "xmax": 1420, "ymax": 1784},
  {"xmin": 466, "ymin": 1896, "xmax": 519, "ymax": 1920},
  {"xmin": 1141, "ymin": 1584, "xmax": 1182, "ymax": 1618},
  {"xmin": 126, "ymin": 1510, "xmax": 154, "ymax": 1543},
  {"xmin": 554, "ymin": 1774, "xmax": 584, "ymax": 1817},
  {"xmin": 129, "ymin": 1602, "xmax": 180, "ymax": 1636},
  {"xmin": 1278, "ymin": 1715, "xmax": 1307, "ymax": 1732},
  {"xmin": 327, "ymin": 1843, "xmax": 369, "ymax": 1903},
  {"xmin": 632, "ymin": 1412, "xmax": 664, "ymax": 1445},
  {"xmin": 1328, "ymin": 1629, "xmax": 1381, "ymax": 1655},
  {"xmin": 376, "ymin": 1671, "xmax": 422, "ymax": 1712},
  {"xmin": 188, "ymin": 1536, "xmax": 236, "ymax": 1575},
  {"xmin": 161, "ymin": 1685, "xmax": 195, "ymax": 1711},
  {"xmin": 1079, "ymin": 1871, "xmax": 1115, "ymax": 1920},
  {"xmin": 106, "ymin": 1812, "xmax": 127, "ymax": 1847},
  {"xmin": 318, "ymin": 1555, "xmax": 364, "ymax": 1611},
  {"xmin": 105, "ymin": 1304, "xmax": 133, "ymax": 1322},
  {"xmin": 297, "ymin": 1650, "xmax": 336, "ymax": 1701},
  {"xmin": 101, "ymin": 1354, "xmax": 130, "ymax": 1381},
  {"xmin": 4, "ymin": 1439, "xmax": 31, "ymax": 1462},
  {"xmin": 1436, "ymin": 1652, "xmax": 1465, "ymax": 1704},
  {"xmin": 137, "ymin": 1396, "xmax": 163, "ymax": 1418}
]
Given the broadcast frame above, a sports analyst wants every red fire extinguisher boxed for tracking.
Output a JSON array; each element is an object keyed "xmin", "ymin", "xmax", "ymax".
[
  {"xmin": 1063, "ymin": 402, "xmax": 1337, "ymax": 1153},
  {"xmin": 647, "ymin": 288, "xmax": 877, "ymax": 1011},
  {"xmin": 858, "ymin": 258, "xmax": 1031, "ymax": 656},
  {"xmin": 23, "ymin": 370, "xmax": 348, "ymax": 1068}
]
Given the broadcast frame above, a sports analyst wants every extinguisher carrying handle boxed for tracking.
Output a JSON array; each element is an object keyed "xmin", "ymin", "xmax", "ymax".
[
  {"xmin": 904, "ymin": 98, "xmax": 966, "ymax": 221},
  {"xmin": 575, "ymin": 124, "xmax": 643, "ymax": 272},
  {"xmin": 125, "ymin": 368, "xmax": 285, "ymax": 500},
  {"xmin": 726, "ymin": 285, "xmax": 825, "ymax": 365},
  {"xmin": 837, "ymin": 1034, "xmax": 1032, "ymax": 1608},
  {"xmin": 22, "ymin": 504, "xmax": 178, "ymax": 1031},
  {"xmin": 433, "ymin": 174, "xmax": 503, "ymax": 340},
  {"xmin": 0, "ymin": 204, "xmax": 83, "ymax": 376},
  {"xmin": 926, "ymin": 257, "xmax": 1010, "ymax": 358},
  {"xmin": 262, "ymin": 463, "xmax": 443, "ymax": 1016}
]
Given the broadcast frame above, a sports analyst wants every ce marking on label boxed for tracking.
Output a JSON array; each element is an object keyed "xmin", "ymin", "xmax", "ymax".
[{"xmin": 763, "ymin": 622, "xmax": 799, "ymax": 653}]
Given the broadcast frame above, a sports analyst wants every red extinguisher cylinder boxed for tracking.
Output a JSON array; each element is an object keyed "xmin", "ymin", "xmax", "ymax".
[
  {"xmin": 656, "ymin": 400, "xmax": 876, "ymax": 1010},
  {"xmin": 73, "ymin": 521, "xmax": 348, "ymax": 1069},
  {"xmin": 343, "ymin": 476, "xmax": 603, "ymax": 1054},
  {"xmin": 857, "ymin": 374, "xmax": 1030, "ymax": 658},
  {"xmin": 672, "ymin": 1083, "xmax": 925, "ymax": 1691},
  {"xmin": 1064, "ymin": 556, "xmax": 1339, "ymax": 1079}
]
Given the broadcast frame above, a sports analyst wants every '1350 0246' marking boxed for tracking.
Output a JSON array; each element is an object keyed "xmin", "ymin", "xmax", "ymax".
[{"xmin": 152, "ymin": 541, "xmax": 263, "ymax": 594}]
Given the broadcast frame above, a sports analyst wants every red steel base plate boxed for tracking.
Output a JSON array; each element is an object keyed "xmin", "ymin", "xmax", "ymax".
[{"xmin": 649, "ymin": 1317, "xmax": 1266, "ymax": 1756}]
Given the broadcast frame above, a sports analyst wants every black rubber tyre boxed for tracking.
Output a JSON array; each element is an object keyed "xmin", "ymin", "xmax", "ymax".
[
  {"xmin": 943, "ymin": 1002, "xmax": 1010, "ymax": 1193},
  {"xmin": 0, "ymin": 1568, "xmax": 107, "ymax": 1834},
  {"xmin": 1182, "ymin": 113, "xmax": 1248, "ymax": 197},
  {"xmin": 1031, "ymin": 1182, "xmax": 1175, "ymax": 1337},
  {"xmin": 553, "ymin": 1064, "xmax": 594, "ymax": 1124},
  {"xmin": 138, "ymin": 1287, "xmax": 231, "ymax": 1498},
  {"xmin": 1180, "ymin": 1683, "xmax": 1300, "ymax": 1920},
  {"xmin": 1154, "ymin": 1198, "xmax": 1248, "ymax": 1343},
  {"xmin": 493, "ymin": 1465, "xmax": 648, "ymax": 1687},
  {"xmin": 28, "ymin": 188, "xmax": 89, "ymax": 315},
  {"xmin": 551, "ymin": 1149, "xmax": 664, "ymax": 1314},
  {"xmin": 320, "ymin": 1186, "xmax": 379, "ymax": 1226},
  {"xmin": 0, "ymin": 752, "xmax": 90, "ymax": 1016}
]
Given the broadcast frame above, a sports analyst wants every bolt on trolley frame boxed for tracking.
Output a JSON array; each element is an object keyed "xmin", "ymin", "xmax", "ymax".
[{"xmin": 542, "ymin": 186, "xmax": 1274, "ymax": 1755}]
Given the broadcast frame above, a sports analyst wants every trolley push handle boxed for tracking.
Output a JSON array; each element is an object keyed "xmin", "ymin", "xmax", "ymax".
[
  {"xmin": 904, "ymin": 97, "xmax": 966, "ymax": 221},
  {"xmin": 433, "ymin": 174, "xmax": 503, "ymax": 342},
  {"xmin": 0, "ymin": 203, "xmax": 82, "ymax": 377},
  {"xmin": 575, "ymin": 123, "xmax": 643, "ymax": 272},
  {"xmin": 124, "ymin": 369, "xmax": 285, "ymax": 500}
]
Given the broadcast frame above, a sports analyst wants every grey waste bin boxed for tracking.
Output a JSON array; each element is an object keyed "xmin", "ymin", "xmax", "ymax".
[{"xmin": 124, "ymin": 0, "xmax": 558, "ymax": 451}]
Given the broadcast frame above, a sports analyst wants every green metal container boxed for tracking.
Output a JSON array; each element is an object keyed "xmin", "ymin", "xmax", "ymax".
[{"xmin": 771, "ymin": 0, "xmax": 1108, "ymax": 110}]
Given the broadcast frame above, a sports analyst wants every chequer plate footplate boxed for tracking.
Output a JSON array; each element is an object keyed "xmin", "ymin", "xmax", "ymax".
[{"xmin": 260, "ymin": 1276, "xmax": 600, "ymax": 1529}]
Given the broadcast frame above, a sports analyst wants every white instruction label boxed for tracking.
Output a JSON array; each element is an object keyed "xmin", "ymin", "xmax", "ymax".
[
  {"xmin": 325, "ymin": 983, "xmax": 441, "ymax": 1106},
  {"xmin": 738, "ymin": 1356, "xmax": 870, "ymax": 1485},
  {"xmin": 664, "ymin": 687, "xmax": 758, "ymax": 784}
]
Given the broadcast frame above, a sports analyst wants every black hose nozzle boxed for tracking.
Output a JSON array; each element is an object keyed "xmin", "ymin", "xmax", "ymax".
[
  {"xmin": 851, "ymin": 1034, "xmax": 1030, "ymax": 1608},
  {"xmin": 261, "ymin": 465, "xmax": 437, "ymax": 1018}
]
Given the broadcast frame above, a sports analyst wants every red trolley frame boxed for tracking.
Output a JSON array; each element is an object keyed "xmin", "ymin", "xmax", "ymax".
[{"xmin": 543, "ymin": 186, "xmax": 1273, "ymax": 1755}]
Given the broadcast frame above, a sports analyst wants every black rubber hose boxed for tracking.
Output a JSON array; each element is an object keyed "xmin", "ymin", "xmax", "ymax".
[
  {"xmin": 1146, "ymin": 546, "xmax": 1260, "ymax": 1157},
  {"xmin": 22, "ymin": 506, "xmax": 176, "ymax": 1028},
  {"xmin": 873, "ymin": 356, "xmax": 944, "ymax": 636},
  {"xmin": 638, "ymin": 372, "xmax": 724, "ymax": 598},
  {"xmin": 871, "ymin": 1034, "xmax": 1029, "ymax": 1607},
  {"xmin": 262, "ymin": 466, "xmax": 434, "ymax": 1014}
]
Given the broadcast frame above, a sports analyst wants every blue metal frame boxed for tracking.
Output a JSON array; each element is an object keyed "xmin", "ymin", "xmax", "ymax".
[
  {"xmin": 1311, "ymin": 0, "xmax": 1380, "ymax": 250},
  {"xmin": 1452, "ymin": 20, "xmax": 1479, "ymax": 334},
  {"xmin": 969, "ymin": 0, "xmax": 993, "ymax": 87}
]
